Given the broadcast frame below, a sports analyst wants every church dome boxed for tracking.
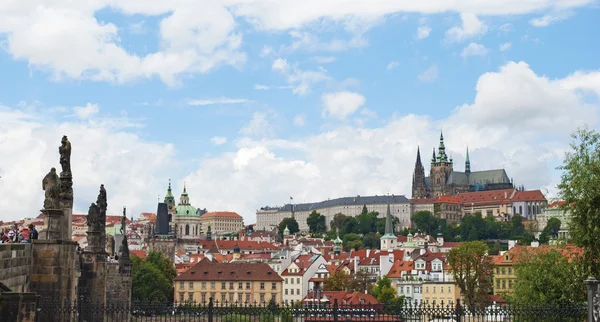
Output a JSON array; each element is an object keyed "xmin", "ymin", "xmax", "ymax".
[{"xmin": 175, "ymin": 204, "xmax": 199, "ymax": 217}]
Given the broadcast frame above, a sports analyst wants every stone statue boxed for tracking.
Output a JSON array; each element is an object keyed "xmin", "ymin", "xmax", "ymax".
[
  {"xmin": 42, "ymin": 168, "xmax": 61, "ymax": 209},
  {"xmin": 96, "ymin": 184, "xmax": 107, "ymax": 214},
  {"xmin": 120, "ymin": 207, "xmax": 127, "ymax": 235},
  {"xmin": 59, "ymin": 135, "xmax": 71, "ymax": 177},
  {"xmin": 87, "ymin": 203, "xmax": 101, "ymax": 232}
]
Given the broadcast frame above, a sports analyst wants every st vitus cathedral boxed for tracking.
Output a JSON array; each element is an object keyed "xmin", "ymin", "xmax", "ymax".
[{"xmin": 412, "ymin": 131, "xmax": 514, "ymax": 198}]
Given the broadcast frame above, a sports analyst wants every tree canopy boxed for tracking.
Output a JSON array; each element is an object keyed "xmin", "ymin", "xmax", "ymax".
[
  {"xmin": 510, "ymin": 247, "xmax": 586, "ymax": 305},
  {"xmin": 278, "ymin": 217, "xmax": 299, "ymax": 238},
  {"xmin": 132, "ymin": 250, "xmax": 176, "ymax": 302},
  {"xmin": 447, "ymin": 241, "xmax": 493, "ymax": 308},
  {"xmin": 370, "ymin": 276, "xmax": 403, "ymax": 305},
  {"xmin": 306, "ymin": 211, "xmax": 326, "ymax": 234},
  {"xmin": 557, "ymin": 127, "xmax": 600, "ymax": 277}
]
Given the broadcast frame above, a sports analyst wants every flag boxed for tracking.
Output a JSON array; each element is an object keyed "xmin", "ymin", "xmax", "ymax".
[{"xmin": 290, "ymin": 196, "xmax": 293, "ymax": 200}]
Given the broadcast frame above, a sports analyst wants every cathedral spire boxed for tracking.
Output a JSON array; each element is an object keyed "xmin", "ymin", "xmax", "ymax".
[
  {"xmin": 437, "ymin": 130, "xmax": 447, "ymax": 162},
  {"xmin": 415, "ymin": 146, "xmax": 423, "ymax": 167},
  {"xmin": 431, "ymin": 147, "xmax": 436, "ymax": 163},
  {"xmin": 465, "ymin": 146, "xmax": 471, "ymax": 175}
]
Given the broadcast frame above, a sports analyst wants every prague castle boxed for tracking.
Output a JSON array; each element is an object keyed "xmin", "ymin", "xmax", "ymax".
[{"xmin": 412, "ymin": 131, "xmax": 513, "ymax": 198}]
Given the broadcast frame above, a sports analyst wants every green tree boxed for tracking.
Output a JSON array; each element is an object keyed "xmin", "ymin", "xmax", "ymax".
[
  {"xmin": 349, "ymin": 270, "xmax": 373, "ymax": 294},
  {"xmin": 411, "ymin": 211, "xmax": 439, "ymax": 234},
  {"xmin": 342, "ymin": 233, "xmax": 363, "ymax": 250},
  {"xmin": 330, "ymin": 213, "xmax": 358, "ymax": 236},
  {"xmin": 361, "ymin": 204, "xmax": 368, "ymax": 215},
  {"xmin": 324, "ymin": 229, "xmax": 337, "ymax": 241},
  {"xmin": 542, "ymin": 218, "xmax": 561, "ymax": 239},
  {"xmin": 362, "ymin": 232, "xmax": 381, "ymax": 249},
  {"xmin": 370, "ymin": 276, "xmax": 397, "ymax": 304},
  {"xmin": 376, "ymin": 215, "xmax": 398, "ymax": 235},
  {"xmin": 510, "ymin": 247, "xmax": 586, "ymax": 305},
  {"xmin": 447, "ymin": 241, "xmax": 492, "ymax": 308},
  {"xmin": 278, "ymin": 217, "xmax": 299, "ymax": 238},
  {"xmin": 557, "ymin": 127, "xmax": 600, "ymax": 278},
  {"xmin": 132, "ymin": 250, "xmax": 175, "ymax": 302},
  {"xmin": 306, "ymin": 211, "xmax": 326, "ymax": 234},
  {"xmin": 355, "ymin": 211, "xmax": 379, "ymax": 234},
  {"xmin": 324, "ymin": 271, "xmax": 351, "ymax": 291}
]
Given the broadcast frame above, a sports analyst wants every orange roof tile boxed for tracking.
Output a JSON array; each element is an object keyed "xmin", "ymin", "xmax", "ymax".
[{"xmin": 202, "ymin": 211, "xmax": 243, "ymax": 219}]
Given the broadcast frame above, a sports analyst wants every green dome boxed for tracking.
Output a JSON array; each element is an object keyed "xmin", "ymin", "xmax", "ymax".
[{"xmin": 175, "ymin": 204, "xmax": 198, "ymax": 217}]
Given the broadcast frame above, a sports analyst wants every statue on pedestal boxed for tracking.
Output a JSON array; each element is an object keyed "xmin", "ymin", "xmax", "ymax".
[
  {"xmin": 120, "ymin": 207, "xmax": 127, "ymax": 235},
  {"xmin": 42, "ymin": 168, "xmax": 60, "ymax": 210},
  {"xmin": 59, "ymin": 135, "xmax": 71, "ymax": 177}
]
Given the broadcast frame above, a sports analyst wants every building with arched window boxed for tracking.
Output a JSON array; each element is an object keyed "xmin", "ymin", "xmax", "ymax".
[{"xmin": 162, "ymin": 180, "xmax": 207, "ymax": 252}]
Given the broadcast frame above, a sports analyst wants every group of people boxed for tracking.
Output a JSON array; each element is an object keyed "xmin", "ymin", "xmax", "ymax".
[{"xmin": 0, "ymin": 224, "xmax": 38, "ymax": 243}]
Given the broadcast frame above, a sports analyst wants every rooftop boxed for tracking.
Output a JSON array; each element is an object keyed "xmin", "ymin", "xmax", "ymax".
[
  {"xmin": 259, "ymin": 194, "xmax": 410, "ymax": 212},
  {"xmin": 174, "ymin": 258, "xmax": 283, "ymax": 282}
]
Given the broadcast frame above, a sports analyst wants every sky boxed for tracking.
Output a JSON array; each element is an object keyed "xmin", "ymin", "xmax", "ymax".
[{"xmin": 0, "ymin": 1, "xmax": 599, "ymax": 223}]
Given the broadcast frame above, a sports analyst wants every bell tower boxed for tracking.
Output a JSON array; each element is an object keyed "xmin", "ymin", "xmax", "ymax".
[{"xmin": 430, "ymin": 131, "xmax": 453, "ymax": 197}]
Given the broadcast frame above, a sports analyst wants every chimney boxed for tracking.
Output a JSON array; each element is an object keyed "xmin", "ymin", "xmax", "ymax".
[
  {"xmin": 354, "ymin": 256, "xmax": 359, "ymax": 273},
  {"xmin": 366, "ymin": 249, "xmax": 371, "ymax": 258},
  {"xmin": 420, "ymin": 248, "xmax": 426, "ymax": 255},
  {"xmin": 504, "ymin": 191, "xmax": 507, "ymax": 199},
  {"xmin": 206, "ymin": 252, "xmax": 213, "ymax": 261},
  {"xmin": 508, "ymin": 240, "xmax": 517, "ymax": 250},
  {"xmin": 530, "ymin": 241, "xmax": 539, "ymax": 248}
]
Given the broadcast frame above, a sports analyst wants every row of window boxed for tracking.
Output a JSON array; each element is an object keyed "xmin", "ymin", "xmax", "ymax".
[
  {"xmin": 179, "ymin": 281, "xmax": 277, "ymax": 291},
  {"xmin": 495, "ymin": 267, "xmax": 513, "ymax": 275},
  {"xmin": 284, "ymin": 278, "xmax": 301, "ymax": 284},
  {"xmin": 495, "ymin": 279, "xmax": 514, "ymax": 289},
  {"xmin": 284, "ymin": 288, "xmax": 301, "ymax": 295},
  {"xmin": 179, "ymin": 292, "xmax": 277, "ymax": 303},
  {"xmin": 422, "ymin": 298, "xmax": 454, "ymax": 305}
]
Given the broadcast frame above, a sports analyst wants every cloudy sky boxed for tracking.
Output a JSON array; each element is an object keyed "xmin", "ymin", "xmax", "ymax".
[{"xmin": 0, "ymin": 1, "xmax": 599, "ymax": 223}]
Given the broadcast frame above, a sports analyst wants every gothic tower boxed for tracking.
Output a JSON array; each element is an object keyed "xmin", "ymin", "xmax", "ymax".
[
  {"xmin": 430, "ymin": 131, "xmax": 453, "ymax": 197},
  {"xmin": 465, "ymin": 147, "xmax": 471, "ymax": 175},
  {"xmin": 412, "ymin": 146, "xmax": 428, "ymax": 199},
  {"xmin": 164, "ymin": 179, "xmax": 176, "ymax": 215}
]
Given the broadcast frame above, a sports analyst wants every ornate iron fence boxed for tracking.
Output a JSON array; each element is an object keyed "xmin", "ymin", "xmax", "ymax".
[{"xmin": 35, "ymin": 298, "xmax": 587, "ymax": 322}]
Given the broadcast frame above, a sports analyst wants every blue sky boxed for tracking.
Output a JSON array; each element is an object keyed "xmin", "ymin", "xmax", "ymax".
[{"xmin": 0, "ymin": 1, "xmax": 599, "ymax": 222}]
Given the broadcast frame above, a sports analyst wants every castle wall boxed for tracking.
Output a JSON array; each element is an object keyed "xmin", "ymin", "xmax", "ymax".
[{"xmin": 0, "ymin": 244, "xmax": 33, "ymax": 293}]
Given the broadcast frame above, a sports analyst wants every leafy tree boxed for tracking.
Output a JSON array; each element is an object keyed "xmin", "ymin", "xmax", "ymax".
[
  {"xmin": 361, "ymin": 204, "xmax": 368, "ymax": 215},
  {"xmin": 355, "ymin": 211, "xmax": 379, "ymax": 234},
  {"xmin": 376, "ymin": 215, "xmax": 398, "ymax": 235},
  {"xmin": 447, "ymin": 241, "xmax": 492, "ymax": 308},
  {"xmin": 557, "ymin": 127, "xmax": 600, "ymax": 278},
  {"xmin": 330, "ymin": 213, "xmax": 358, "ymax": 236},
  {"xmin": 324, "ymin": 229, "xmax": 337, "ymax": 241},
  {"xmin": 349, "ymin": 270, "xmax": 373, "ymax": 294},
  {"xmin": 362, "ymin": 232, "xmax": 381, "ymax": 249},
  {"xmin": 488, "ymin": 242, "xmax": 502, "ymax": 255},
  {"xmin": 411, "ymin": 211, "xmax": 439, "ymax": 234},
  {"xmin": 542, "ymin": 218, "xmax": 561, "ymax": 239},
  {"xmin": 278, "ymin": 217, "xmax": 299, "ymax": 238},
  {"xmin": 510, "ymin": 247, "xmax": 586, "ymax": 305},
  {"xmin": 132, "ymin": 250, "xmax": 175, "ymax": 302},
  {"xmin": 306, "ymin": 211, "xmax": 326, "ymax": 234},
  {"xmin": 324, "ymin": 271, "xmax": 351, "ymax": 291},
  {"xmin": 370, "ymin": 276, "xmax": 397, "ymax": 304},
  {"xmin": 509, "ymin": 214, "xmax": 526, "ymax": 237},
  {"xmin": 342, "ymin": 233, "xmax": 363, "ymax": 250}
]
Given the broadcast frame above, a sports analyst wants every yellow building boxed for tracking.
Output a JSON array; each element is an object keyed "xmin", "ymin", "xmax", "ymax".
[
  {"xmin": 173, "ymin": 258, "xmax": 283, "ymax": 304},
  {"xmin": 421, "ymin": 282, "xmax": 461, "ymax": 306},
  {"xmin": 200, "ymin": 212, "xmax": 244, "ymax": 234},
  {"xmin": 491, "ymin": 249, "xmax": 518, "ymax": 296}
]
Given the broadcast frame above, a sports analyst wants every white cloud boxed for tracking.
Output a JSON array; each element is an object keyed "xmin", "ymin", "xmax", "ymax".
[
  {"xmin": 416, "ymin": 25, "xmax": 432, "ymax": 39},
  {"xmin": 0, "ymin": 104, "xmax": 175, "ymax": 221},
  {"xmin": 181, "ymin": 61, "xmax": 599, "ymax": 223},
  {"xmin": 188, "ymin": 97, "xmax": 249, "ymax": 106},
  {"xmin": 272, "ymin": 58, "xmax": 330, "ymax": 95},
  {"xmin": 313, "ymin": 56, "xmax": 337, "ymax": 64},
  {"xmin": 210, "ymin": 136, "xmax": 228, "ymax": 145},
  {"xmin": 0, "ymin": 1, "xmax": 591, "ymax": 86},
  {"xmin": 73, "ymin": 103, "xmax": 99, "ymax": 119},
  {"xmin": 530, "ymin": 12, "xmax": 572, "ymax": 27},
  {"xmin": 559, "ymin": 70, "xmax": 600, "ymax": 95},
  {"xmin": 445, "ymin": 13, "xmax": 488, "ymax": 43},
  {"xmin": 279, "ymin": 31, "xmax": 367, "ymax": 54},
  {"xmin": 498, "ymin": 23, "xmax": 514, "ymax": 33},
  {"xmin": 322, "ymin": 91, "xmax": 366, "ymax": 119},
  {"xmin": 499, "ymin": 42, "xmax": 512, "ymax": 51},
  {"xmin": 293, "ymin": 114, "xmax": 306, "ymax": 127},
  {"xmin": 387, "ymin": 61, "xmax": 400, "ymax": 70},
  {"xmin": 260, "ymin": 45, "xmax": 274, "ymax": 57},
  {"xmin": 461, "ymin": 43, "xmax": 488, "ymax": 58},
  {"xmin": 240, "ymin": 112, "xmax": 274, "ymax": 137},
  {"xmin": 418, "ymin": 65, "xmax": 439, "ymax": 83},
  {"xmin": 129, "ymin": 20, "xmax": 147, "ymax": 35},
  {"xmin": 253, "ymin": 84, "xmax": 293, "ymax": 90}
]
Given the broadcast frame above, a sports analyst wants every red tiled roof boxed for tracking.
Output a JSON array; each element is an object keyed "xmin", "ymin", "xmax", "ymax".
[
  {"xmin": 131, "ymin": 250, "xmax": 147, "ymax": 259},
  {"xmin": 202, "ymin": 212, "xmax": 243, "ymax": 219},
  {"xmin": 174, "ymin": 258, "xmax": 282, "ymax": 282},
  {"xmin": 548, "ymin": 201, "xmax": 567, "ymax": 208},
  {"xmin": 457, "ymin": 189, "xmax": 515, "ymax": 204},
  {"xmin": 198, "ymin": 240, "xmax": 281, "ymax": 251},
  {"xmin": 435, "ymin": 195, "xmax": 462, "ymax": 205},
  {"xmin": 410, "ymin": 198, "xmax": 436, "ymax": 204},
  {"xmin": 511, "ymin": 190, "xmax": 547, "ymax": 202},
  {"xmin": 387, "ymin": 261, "xmax": 415, "ymax": 278}
]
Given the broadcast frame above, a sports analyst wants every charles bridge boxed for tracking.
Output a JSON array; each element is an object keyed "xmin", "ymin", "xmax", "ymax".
[{"xmin": 0, "ymin": 136, "xmax": 132, "ymax": 321}]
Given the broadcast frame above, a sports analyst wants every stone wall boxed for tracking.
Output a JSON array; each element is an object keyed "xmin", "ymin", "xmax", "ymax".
[
  {"xmin": 29, "ymin": 240, "xmax": 79, "ymax": 303},
  {"xmin": 106, "ymin": 263, "xmax": 132, "ymax": 307},
  {"xmin": 0, "ymin": 244, "xmax": 33, "ymax": 293}
]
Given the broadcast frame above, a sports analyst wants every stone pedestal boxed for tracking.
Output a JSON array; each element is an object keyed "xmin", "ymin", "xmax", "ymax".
[
  {"xmin": 78, "ymin": 251, "xmax": 107, "ymax": 322},
  {"xmin": 59, "ymin": 174, "xmax": 73, "ymax": 240},
  {"xmin": 41, "ymin": 209, "xmax": 63, "ymax": 241}
]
